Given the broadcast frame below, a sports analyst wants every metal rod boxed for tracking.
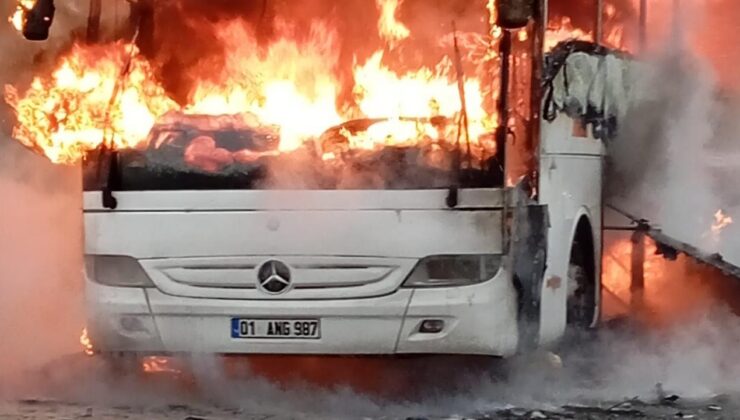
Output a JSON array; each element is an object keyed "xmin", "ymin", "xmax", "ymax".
[
  {"xmin": 497, "ymin": 29, "xmax": 512, "ymax": 180},
  {"xmin": 630, "ymin": 229, "xmax": 646, "ymax": 311},
  {"xmin": 603, "ymin": 283, "xmax": 631, "ymax": 310},
  {"xmin": 595, "ymin": 0, "xmax": 603, "ymax": 45},
  {"xmin": 129, "ymin": 0, "xmax": 154, "ymax": 56},
  {"xmin": 527, "ymin": 0, "xmax": 545, "ymax": 197},
  {"xmin": 608, "ymin": 204, "xmax": 740, "ymax": 280},
  {"xmin": 451, "ymin": 22, "xmax": 472, "ymax": 173},
  {"xmin": 605, "ymin": 204, "xmax": 648, "ymax": 225},
  {"xmin": 445, "ymin": 21, "xmax": 469, "ymax": 209},
  {"xmin": 607, "ymin": 252, "xmax": 630, "ymax": 275}
]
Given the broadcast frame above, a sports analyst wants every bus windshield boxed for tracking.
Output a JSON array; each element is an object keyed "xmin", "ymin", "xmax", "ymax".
[{"xmin": 83, "ymin": 112, "xmax": 503, "ymax": 191}]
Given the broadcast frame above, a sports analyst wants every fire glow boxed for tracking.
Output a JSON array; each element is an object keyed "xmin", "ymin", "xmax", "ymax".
[
  {"xmin": 8, "ymin": 0, "xmax": 36, "ymax": 32},
  {"xmin": 141, "ymin": 356, "xmax": 181, "ymax": 374},
  {"xmin": 80, "ymin": 327, "xmax": 94, "ymax": 356},
  {"xmin": 4, "ymin": 1, "xmax": 629, "ymax": 167},
  {"xmin": 712, "ymin": 209, "xmax": 733, "ymax": 235},
  {"xmin": 376, "ymin": 0, "xmax": 409, "ymax": 45},
  {"xmin": 4, "ymin": 19, "xmax": 493, "ymax": 165}
]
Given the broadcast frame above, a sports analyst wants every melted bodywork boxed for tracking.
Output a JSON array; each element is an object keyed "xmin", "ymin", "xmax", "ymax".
[
  {"xmin": 509, "ymin": 183, "xmax": 549, "ymax": 349},
  {"xmin": 543, "ymin": 41, "xmax": 645, "ymax": 140}
]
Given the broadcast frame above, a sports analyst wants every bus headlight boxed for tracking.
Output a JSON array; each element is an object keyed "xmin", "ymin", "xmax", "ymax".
[
  {"xmin": 402, "ymin": 254, "xmax": 502, "ymax": 288},
  {"xmin": 85, "ymin": 255, "xmax": 155, "ymax": 288}
]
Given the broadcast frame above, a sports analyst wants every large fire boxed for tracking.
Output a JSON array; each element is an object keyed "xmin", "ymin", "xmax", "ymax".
[
  {"xmin": 601, "ymin": 235, "xmax": 739, "ymax": 326},
  {"xmin": 4, "ymin": 42, "xmax": 175, "ymax": 164},
  {"xmin": 4, "ymin": 7, "xmax": 496, "ymax": 166},
  {"xmin": 4, "ymin": 1, "xmax": 632, "ymax": 167}
]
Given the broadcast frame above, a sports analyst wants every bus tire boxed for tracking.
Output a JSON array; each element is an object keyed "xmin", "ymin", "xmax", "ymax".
[{"xmin": 566, "ymin": 237, "xmax": 597, "ymax": 330}]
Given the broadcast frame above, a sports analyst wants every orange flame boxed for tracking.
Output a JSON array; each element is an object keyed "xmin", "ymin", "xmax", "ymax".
[
  {"xmin": 8, "ymin": 0, "xmax": 36, "ymax": 32},
  {"xmin": 5, "ymin": 19, "xmax": 497, "ymax": 165},
  {"xmin": 545, "ymin": 17, "xmax": 594, "ymax": 51},
  {"xmin": 184, "ymin": 20, "xmax": 342, "ymax": 152},
  {"xmin": 4, "ymin": 2, "xmax": 624, "ymax": 166},
  {"xmin": 601, "ymin": 234, "xmax": 736, "ymax": 326},
  {"xmin": 545, "ymin": 7, "xmax": 628, "ymax": 52},
  {"xmin": 601, "ymin": 238, "xmax": 662, "ymax": 311},
  {"xmin": 376, "ymin": 0, "xmax": 410, "ymax": 46},
  {"xmin": 351, "ymin": 51, "xmax": 494, "ymax": 157},
  {"xmin": 4, "ymin": 42, "xmax": 175, "ymax": 164},
  {"xmin": 141, "ymin": 356, "xmax": 181, "ymax": 374},
  {"xmin": 80, "ymin": 327, "xmax": 94, "ymax": 356}
]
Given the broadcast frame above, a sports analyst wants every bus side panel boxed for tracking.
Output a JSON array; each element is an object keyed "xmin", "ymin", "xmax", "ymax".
[{"xmin": 537, "ymin": 114, "xmax": 604, "ymax": 346}]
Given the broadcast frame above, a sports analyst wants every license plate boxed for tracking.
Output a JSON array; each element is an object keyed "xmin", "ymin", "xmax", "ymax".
[{"xmin": 230, "ymin": 318, "xmax": 321, "ymax": 339}]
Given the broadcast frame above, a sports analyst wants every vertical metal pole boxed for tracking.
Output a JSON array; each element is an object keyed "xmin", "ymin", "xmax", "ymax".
[
  {"xmin": 638, "ymin": 0, "xmax": 647, "ymax": 52},
  {"xmin": 528, "ymin": 0, "xmax": 545, "ymax": 194},
  {"xmin": 497, "ymin": 29, "xmax": 512, "ymax": 182},
  {"xmin": 87, "ymin": 0, "xmax": 102, "ymax": 43},
  {"xmin": 630, "ymin": 229, "xmax": 646, "ymax": 312},
  {"xmin": 129, "ymin": 0, "xmax": 155, "ymax": 56},
  {"xmin": 595, "ymin": 0, "xmax": 603, "ymax": 45}
]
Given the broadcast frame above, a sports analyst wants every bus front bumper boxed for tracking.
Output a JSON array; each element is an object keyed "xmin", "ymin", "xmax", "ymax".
[{"xmin": 85, "ymin": 270, "xmax": 520, "ymax": 357}]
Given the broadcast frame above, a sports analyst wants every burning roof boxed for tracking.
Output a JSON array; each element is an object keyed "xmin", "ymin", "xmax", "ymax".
[
  {"xmin": 4, "ymin": 1, "xmax": 497, "ymax": 166},
  {"xmin": 4, "ymin": 0, "xmax": 636, "ymax": 168}
]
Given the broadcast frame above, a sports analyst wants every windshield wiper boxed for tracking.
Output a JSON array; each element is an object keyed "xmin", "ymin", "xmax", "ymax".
[
  {"xmin": 97, "ymin": 19, "xmax": 142, "ymax": 209},
  {"xmin": 447, "ymin": 22, "xmax": 471, "ymax": 208},
  {"xmin": 102, "ymin": 150, "xmax": 119, "ymax": 209}
]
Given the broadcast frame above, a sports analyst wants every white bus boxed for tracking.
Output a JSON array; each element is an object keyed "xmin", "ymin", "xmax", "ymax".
[{"xmin": 83, "ymin": 1, "xmax": 619, "ymax": 360}]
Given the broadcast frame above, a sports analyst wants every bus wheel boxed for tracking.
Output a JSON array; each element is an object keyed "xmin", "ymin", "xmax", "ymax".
[{"xmin": 566, "ymin": 241, "xmax": 596, "ymax": 330}]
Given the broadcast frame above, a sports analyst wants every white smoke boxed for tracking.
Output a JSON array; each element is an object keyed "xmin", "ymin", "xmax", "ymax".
[
  {"xmin": 0, "ymin": 0, "xmax": 92, "ymax": 390},
  {"xmin": 606, "ymin": 4, "xmax": 740, "ymax": 264},
  {"xmin": 7, "ymin": 306, "xmax": 738, "ymax": 418},
  {"xmin": 1, "ymin": 2, "xmax": 739, "ymax": 418}
]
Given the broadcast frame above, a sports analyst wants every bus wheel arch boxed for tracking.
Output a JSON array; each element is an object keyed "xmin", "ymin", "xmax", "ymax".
[{"xmin": 566, "ymin": 216, "xmax": 598, "ymax": 329}]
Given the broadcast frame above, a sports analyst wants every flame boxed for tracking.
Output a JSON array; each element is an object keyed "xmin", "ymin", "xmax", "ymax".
[
  {"xmin": 8, "ymin": 0, "xmax": 36, "ymax": 32},
  {"xmin": 711, "ymin": 209, "xmax": 733, "ymax": 235},
  {"xmin": 141, "ymin": 356, "xmax": 181, "ymax": 374},
  {"xmin": 339, "ymin": 119, "xmax": 439, "ymax": 151},
  {"xmin": 80, "ymin": 327, "xmax": 94, "ymax": 356},
  {"xmin": 351, "ymin": 50, "xmax": 494, "ymax": 158},
  {"xmin": 376, "ymin": 0, "xmax": 410, "ymax": 46},
  {"xmin": 545, "ymin": 6, "xmax": 628, "ymax": 51},
  {"xmin": 545, "ymin": 17, "xmax": 594, "ymax": 51},
  {"xmin": 601, "ymin": 238, "xmax": 662, "ymax": 309},
  {"xmin": 184, "ymin": 20, "xmax": 343, "ymax": 152},
  {"xmin": 4, "ymin": 42, "xmax": 176, "ymax": 164},
  {"xmin": 601, "ymin": 234, "xmax": 735, "ymax": 326},
  {"xmin": 5, "ymin": 17, "xmax": 497, "ymax": 166},
  {"xmin": 4, "ymin": 1, "xmax": 626, "ymax": 167}
]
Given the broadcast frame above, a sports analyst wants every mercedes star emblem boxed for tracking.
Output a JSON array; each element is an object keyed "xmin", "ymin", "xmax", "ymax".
[{"xmin": 257, "ymin": 260, "xmax": 292, "ymax": 294}]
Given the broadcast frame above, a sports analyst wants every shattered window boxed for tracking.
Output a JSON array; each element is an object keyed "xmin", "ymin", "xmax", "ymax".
[{"xmin": 83, "ymin": 113, "xmax": 503, "ymax": 191}]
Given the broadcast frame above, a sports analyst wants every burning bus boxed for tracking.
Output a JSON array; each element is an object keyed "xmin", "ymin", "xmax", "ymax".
[{"xmin": 4, "ymin": 0, "xmax": 645, "ymax": 359}]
